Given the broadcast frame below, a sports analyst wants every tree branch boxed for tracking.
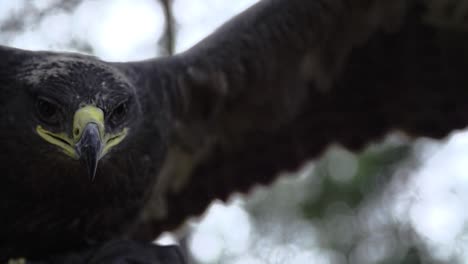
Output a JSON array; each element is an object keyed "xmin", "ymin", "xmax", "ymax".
[{"xmin": 158, "ymin": 0, "xmax": 176, "ymax": 56}]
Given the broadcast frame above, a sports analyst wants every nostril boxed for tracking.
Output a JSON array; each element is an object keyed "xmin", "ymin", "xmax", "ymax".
[{"xmin": 74, "ymin": 128, "xmax": 80, "ymax": 136}]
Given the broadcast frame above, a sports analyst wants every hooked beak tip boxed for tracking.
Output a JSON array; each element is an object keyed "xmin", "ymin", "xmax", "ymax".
[
  {"xmin": 75, "ymin": 123, "xmax": 102, "ymax": 182},
  {"xmin": 86, "ymin": 160, "xmax": 98, "ymax": 182}
]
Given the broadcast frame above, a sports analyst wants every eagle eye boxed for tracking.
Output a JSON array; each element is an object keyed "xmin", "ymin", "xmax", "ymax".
[
  {"xmin": 36, "ymin": 97, "xmax": 61, "ymax": 125},
  {"xmin": 109, "ymin": 101, "xmax": 128, "ymax": 125}
]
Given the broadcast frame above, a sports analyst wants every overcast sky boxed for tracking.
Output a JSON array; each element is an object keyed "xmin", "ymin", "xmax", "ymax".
[{"xmin": 0, "ymin": 0, "xmax": 258, "ymax": 60}]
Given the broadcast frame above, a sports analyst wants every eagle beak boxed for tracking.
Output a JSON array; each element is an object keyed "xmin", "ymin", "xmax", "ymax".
[
  {"xmin": 75, "ymin": 123, "xmax": 102, "ymax": 181},
  {"xmin": 73, "ymin": 106, "xmax": 105, "ymax": 182}
]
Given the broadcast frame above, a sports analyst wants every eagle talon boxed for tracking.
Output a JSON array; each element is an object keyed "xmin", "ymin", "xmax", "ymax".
[{"xmin": 7, "ymin": 258, "xmax": 26, "ymax": 264}]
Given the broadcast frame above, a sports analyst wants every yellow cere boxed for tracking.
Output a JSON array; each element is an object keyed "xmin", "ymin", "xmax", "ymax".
[{"xmin": 73, "ymin": 105, "xmax": 105, "ymax": 141}]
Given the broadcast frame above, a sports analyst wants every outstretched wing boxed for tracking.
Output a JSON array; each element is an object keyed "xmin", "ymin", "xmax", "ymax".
[{"xmin": 118, "ymin": 0, "xmax": 468, "ymax": 240}]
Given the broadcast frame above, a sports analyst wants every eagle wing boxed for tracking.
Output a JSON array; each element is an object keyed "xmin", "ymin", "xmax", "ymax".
[{"xmin": 117, "ymin": 0, "xmax": 468, "ymax": 240}]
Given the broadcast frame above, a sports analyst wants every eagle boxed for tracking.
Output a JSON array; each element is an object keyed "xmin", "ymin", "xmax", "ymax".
[{"xmin": 1, "ymin": 0, "xmax": 468, "ymax": 262}]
